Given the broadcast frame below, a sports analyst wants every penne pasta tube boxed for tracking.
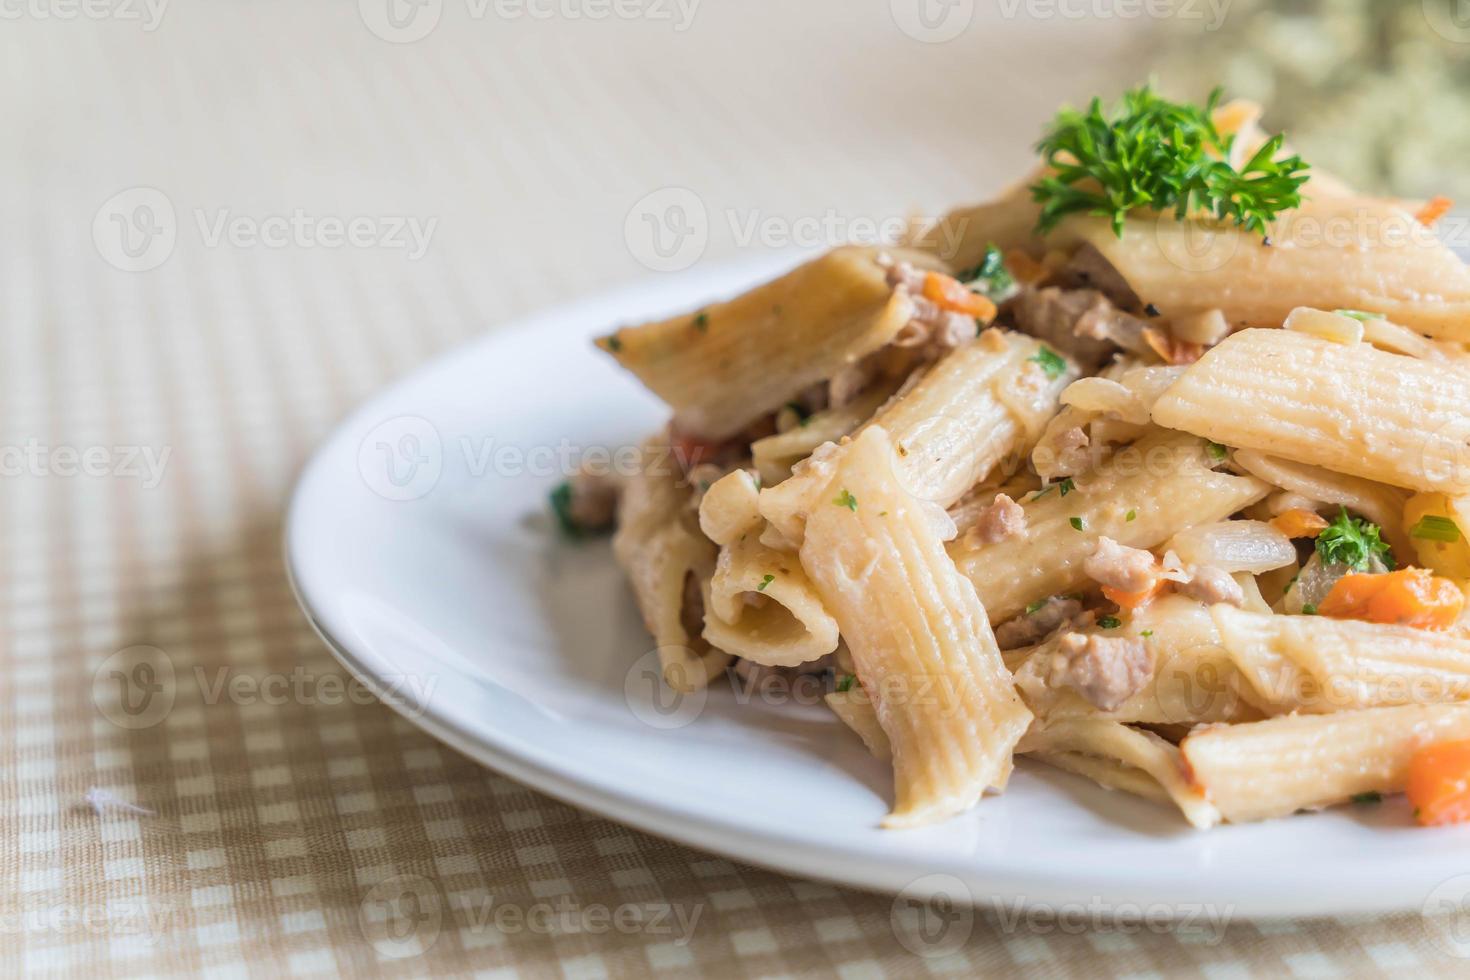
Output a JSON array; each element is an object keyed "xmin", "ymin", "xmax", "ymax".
[
  {"xmin": 761, "ymin": 330, "xmax": 1076, "ymax": 546},
  {"xmin": 1230, "ymin": 449, "xmax": 1414, "ymax": 562},
  {"xmin": 749, "ymin": 381, "xmax": 895, "ymax": 489},
  {"xmin": 1019, "ymin": 717, "xmax": 1220, "ymax": 829},
  {"xmin": 825, "ymin": 687, "xmax": 891, "ymax": 760},
  {"xmin": 697, "ymin": 469, "xmax": 763, "ymax": 547},
  {"xmin": 1211, "ymin": 606, "xmax": 1470, "ymax": 714},
  {"xmin": 915, "ymin": 171, "xmax": 1045, "ymax": 271},
  {"xmin": 1046, "ymin": 195, "xmax": 1470, "ymax": 341},
  {"xmin": 1013, "ymin": 595, "xmax": 1263, "ymax": 725},
  {"xmin": 799, "ymin": 426, "xmax": 1033, "ymax": 828},
  {"xmin": 612, "ymin": 436, "xmax": 728, "ymax": 691},
  {"xmin": 703, "ymin": 534, "xmax": 840, "ymax": 668},
  {"xmin": 1152, "ymin": 329, "xmax": 1470, "ymax": 495},
  {"xmin": 1029, "ymin": 750, "xmax": 1172, "ymax": 805},
  {"xmin": 597, "ymin": 246, "xmax": 940, "ymax": 439},
  {"xmin": 1181, "ymin": 704, "xmax": 1470, "ymax": 822},
  {"xmin": 950, "ymin": 430, "xmax": 1270, "ymax": 622}
]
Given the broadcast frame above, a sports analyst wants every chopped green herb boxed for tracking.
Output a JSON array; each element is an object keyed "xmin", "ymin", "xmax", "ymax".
[
  {"xmin": 549, "ymin": 481, "xmax": 581, "ymax": 538},
  {"xmin": 1059, "ymin": 477, "xmax": 1076, "ymax": 497},
  {"xmin": 878, "ymin": 510, "xmax": 888, "ymax": 517},
  {"xmin": 1029, "ymin": 345, "xmax": 1068, "ymax": 380},
  {"xmin": 1144, "ymin": 303, "xmax": 1161, "ymax": 317},
  {"xmin": 1351, "ymin": 791, "xmax": 1383, "ymax": 805},
  {"xmin": 758, "ymin": 574, "xmax": 775, "ymax": 592},
  {"xmin": 1206, "ymin": 441, "xmax": 1228, "ymax": 462},
  {"xmin": 1031, "ymin": 85, "xmax": 1310, "ymax": 238},
  {"xmin": 1025, "ymin": 598, "xmax": 1049, "ymax": 616},
  {"xmin": 1140, "ymin": 629, "xmax": 1154, "ymax": 638},
  {"xmin": 785, "ymin": 401, "xmax": 812, "ymax": 427},
  {"xmin": 693, "ymin": 311, "xmax": 709, "ymax": 332},
  {"xmin": 1334, "ymin": 309, "xmax": 1384, "ymax": 322},
  {"xmin": 974, "ymin": 318, "xmax": 986, "ymax": 337},
  {"xmin": 1069, "ymin": 516, "xmax": 1086, "ymax": 531},
  {"xmin": 1412, "ymin": 514, "xmax": 1462, "ymax": 544},
  {"xmin": 1031, "ymin": 484, "xmax": 1056, "ymax": 501},
  {"xmin": 836, "ymin": 674, "xmax": 857, "ymax": 693},
  {"xmin": 1125, "ymin": 508, "xmax": 1137, "ymax": 522},
  {"xmin": 1317, "ymin": 507, "xmax": 1394, "ymax": 572},
  {"xmin": 1097, "ymin": 615, "xmax": 1122, "ymax": 629},
  {"xmin": 606, "ymin": 335, "xmax": 623, "ymax": 352},
  {"xmin": 835, "ymin": 489, "xmax": 858, "ymax": 512},
  {"xmin": 1301, "ymin": 603, "xmax": 1318, "ymax": 615},
  {"xmin": 958, "ymin": 243, "xmax": 1016, "ymax": 301}
]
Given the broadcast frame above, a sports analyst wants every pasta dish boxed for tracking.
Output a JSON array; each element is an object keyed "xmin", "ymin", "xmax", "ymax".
[{"xmin": 554, "ymin": 87, "xmax": 1470, "ymax": 831}]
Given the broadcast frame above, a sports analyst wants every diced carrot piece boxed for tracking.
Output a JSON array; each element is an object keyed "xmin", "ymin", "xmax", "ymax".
[
  {"xmin": 922, "ymin": 272, "xmax": 998, "ymax": 322},
  {"xmin": 1317, "ymin": 568, "xmax": 1465, "ymax": 631},
  {"xmin": 1102, "ymin": 577, "xmax": 1169, "ymax": 611},
  {"xmin": 1004, "ymin": 249, "xmax": 1047, "ymax": 285},
  {"xmin": 1270, "ymin": 508, "xmax": 1329, "ymax": 539},
  {"xmin": 1415, "ymin": 196, "xmax": 1454, "ymax": 227},
  {"xmin": 1407, "ymin": 739, "xmax": 1470, "ymax": 826}
]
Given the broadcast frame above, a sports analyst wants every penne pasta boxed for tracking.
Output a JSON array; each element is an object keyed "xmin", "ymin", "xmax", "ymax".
[
  {"xmin": 703, "ymin": 533, "xmax": 840, "ymax": 668},
  {"xmin": 1181, "ymin": 705, "xmax": 1470, "ymax": 822},
  {"xmin": 1211, "ymin": 606, "xmax": 1470, "ymax": 714},
  {"xmin": 1013, "ymin": 595, "xmax": 1263, "ymax": 725},
  {"xmin": 597, "ymin": 246, "xmax": 940, "ymax": 439},
  {"xmin": 1019, "ymin": 717, "xmax": 1220, "ymax": 829},
  {"xmin": 950, "ymin": 430, "xmax": 1270, "ymax": 622},
  {"xmin": 761, "ymin": 330, "xmax": 1075, "ymax": 546},
  {"xmin": 611, "ymin": 436, "xmax": 729, "ymax": 691},
  {"xmin": 749, "ymin": 381, "xmax": 896, "ymax": 489},
  {"xmin": 825, "ymin": 687, "xmax": 891, "ymax": 760},
  {"xmin": 1152, "ymin": 328, "xmax": 1470, "ymax": 495},
  {"xmin": 1046, "ymin": 195, "xmax": 1470, "ymax": 341},
  {"xmin": 799, "ymin": 426, "xmax": 1032, "ymax": 827}
]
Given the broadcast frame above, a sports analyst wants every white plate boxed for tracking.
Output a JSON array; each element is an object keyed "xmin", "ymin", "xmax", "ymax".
[{"xmin": 286, "ymin": 252, "xmax": 1466, "ymax": 920}]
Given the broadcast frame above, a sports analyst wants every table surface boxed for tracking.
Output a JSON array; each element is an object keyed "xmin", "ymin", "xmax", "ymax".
[{"xmin": 3, "ymin": 2, "xmax": 1464, "ymax": 976}]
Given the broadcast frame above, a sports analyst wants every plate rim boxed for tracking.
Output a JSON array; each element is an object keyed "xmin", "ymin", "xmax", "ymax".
[{"xmin": 283, "ymin": 255, "xmax": 1463, "ymax": 921}]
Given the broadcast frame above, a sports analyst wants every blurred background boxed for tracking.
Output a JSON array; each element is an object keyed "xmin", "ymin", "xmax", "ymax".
[{"xmin": 5, "ymin": 0, "xmax": 1469, "ymax": 973}]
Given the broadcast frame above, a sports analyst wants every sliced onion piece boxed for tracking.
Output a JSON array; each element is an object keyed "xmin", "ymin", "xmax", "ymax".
[{"xmin": 1165, "ymin": 520, "xmax": 1298, "ymax": 574}]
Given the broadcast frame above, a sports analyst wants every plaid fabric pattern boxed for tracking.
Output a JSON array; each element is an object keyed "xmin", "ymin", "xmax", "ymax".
[{"xmin": 2, "ymin": 3, "xmax": 1464, "ymax": 976}]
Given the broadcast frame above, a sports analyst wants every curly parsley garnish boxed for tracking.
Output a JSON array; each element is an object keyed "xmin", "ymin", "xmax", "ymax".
[
  {"xmin": 1031, "ymin": 85, "xmax": 1309, "ymax": 238},
  {"xmin": 1316, "ymin": 507, "xmax": 1394, "ymax": 572},
  {"xmin": 959, "ymin": 244, "xmax": 1016, "ymax": 301},
  {"xmin": 1029, "ymin": 345, "xmax": 1068, "ymax": 380},
  {"xmin": 835, "ymin": 489, "xmax": 858, "ymax": 512}
]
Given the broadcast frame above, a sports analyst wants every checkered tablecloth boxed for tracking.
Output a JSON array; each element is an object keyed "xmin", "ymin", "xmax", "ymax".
[{"xmin": 4, "ymin": 2, "xmax": 1467, "ymax": 975}]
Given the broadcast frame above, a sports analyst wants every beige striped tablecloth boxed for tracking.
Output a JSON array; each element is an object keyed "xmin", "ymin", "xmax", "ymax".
[{"xmin": 4, "ymin": 1, "xmax": 1468, "ymax": 975}]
